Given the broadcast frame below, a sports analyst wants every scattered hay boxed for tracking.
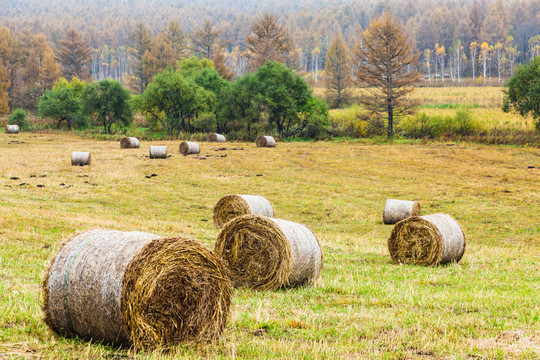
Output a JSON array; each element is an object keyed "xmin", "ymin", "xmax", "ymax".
[
  {"xmin": 5, "ymin": 125, "xmax": 19, "ymax": 134},
  {"xmin": 215, "ymin": 215, "xmax": 323, "ymax": 290},
  {"xmin": 120, "ymin": 137, "xmax": 140, "ymax": 148},
  {"xmin": 71, "ymin": 152, "xmax": 91, "ymax": 166},
  {"xmin": 208, "ymin": 133, "xmax": 226, "ymax": 142},
  {"xmin": 256, "ymin": 136, "xmax": 276, "ymax": 147},
  {"xmin": 383, "ymin": 199, "xmax": 421, "ymax": 224},
  {"xmin": 179, "ymin": 141, "xmax": 201, "ymax": 155},
  {"xmin": 213, "ymin": 194, "xmax": 274, "ymax": 228},
  {"xmin": 149, "ymin": 145, "xmax": 167, "ymax": 159},
  {"xmin": 388, "ymin": 213, "xmax": 466, "ymax": 266},
  {"xmin": 42, "ymin": 229, "xmax": 232, "ymax": 350}
]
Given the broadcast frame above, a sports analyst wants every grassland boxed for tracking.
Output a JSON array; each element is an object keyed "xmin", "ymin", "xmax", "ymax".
[{"xmin": 0, "ymin": 131, "xmax": 538, "ymax": 359}]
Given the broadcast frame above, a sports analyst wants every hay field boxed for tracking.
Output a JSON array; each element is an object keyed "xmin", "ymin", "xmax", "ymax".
[{"xmin": 0, "ymin": 133, "xmax": 539, "ymax": 359}]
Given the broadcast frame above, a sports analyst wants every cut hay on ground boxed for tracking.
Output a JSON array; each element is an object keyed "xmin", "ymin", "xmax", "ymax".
[
  {"xmin": 256, "ymin": 136, "xmax": 276, "ymax": 147},
  {"xmin": 6, "ymin": 125, "xmax": 19, "ymax": 134},
  {"xmin": 208, "ymin": 133, "xmax": 226, "ymax": 142},
  {"xmin": 213, "ymin": 194, "xmax": 274, "ymax": 228},
  {"xmin": 383, "ymin": 199, "xmax": 421, "ymax": 224},
  {"xmin": 120, "ymin": 137, "xmax": 140, "ymax": 148},
  {"xmin": 42, "ymin": 229, "xmax": 232, "ymax": 350},
  {"xmin": 149, "ymin": 145, "xmax": 167, "ymax": 159},
  {"xmin": 71, "ymin": 152, "xmax": 91, "ymax": 166},
  {"xmin": 388, "ymin": 213, "xmax": 466, "ymax": 266},
  {"xmin": 179, "ymin": 141, "xmax": 200, "ymax": 155},
  {"xmin": 215, "ymin": 215, "xmax": 323, "ymax": 290}
]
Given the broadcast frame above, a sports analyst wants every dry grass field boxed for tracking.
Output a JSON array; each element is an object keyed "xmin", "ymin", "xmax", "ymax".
[{"xmin": 0, "ymin": 131, "xmax": 538, "ymax": 359}]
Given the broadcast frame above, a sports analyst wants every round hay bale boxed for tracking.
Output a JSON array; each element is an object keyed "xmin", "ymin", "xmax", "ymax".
[
  {"xmin": 213, "ymin": 194, "xmax": 274, "ymax": 228},
  {"xmin": 179, "ymin": 141, "xmax": 200, "ymax": 155},
  {"xmin": 149, "ymin": 145, "xmax": 167, "ymax": 159},
  {"xmin": 42, "ymin": 229, "xmax": 232, "ymax": 350},
  {"xmin": 6, "ymin": 125, "xmax": 20, "ymax": 134},
  {"xmin": 388, "ymin": 213, "xmax": 466, "ymax": 266},
  {"xmin": 208, "ymin": 133, "xmax": 226, "ymax": 142},
  {"xmin": 215, "ymin": 214, "xmax": 323, "ymax": 290},
  {"xmin": 120, "ymin": 137, "xmax": 140, "ymax": 148},
  {"xmin": 71, "ymin": 152, "xmax": 91, "ymax": 166},
  {"xmin": 256, "ymin": 136, "xmax": 276, "ymax": 148},
  {"xmin": 383, "ymin": 199, "xmax": 421, "ymax": 224}
]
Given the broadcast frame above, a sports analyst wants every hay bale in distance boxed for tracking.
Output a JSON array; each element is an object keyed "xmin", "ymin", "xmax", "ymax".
[
  {"xmin": 42, "ymin": 229, "xmax": 232, "ymax": 350},
  {"xmin": 213, "ymin": 194, "xmax": 274, "ymax": 228},
  {"xmin": 388, "ymin": 213, "xmax": 466, "ymax": 266},
  {"xmin": 120, "ymin": 137, "xmax": 140, "ymax": 148},
  {"xmin": 179, "ymin": 141, "xmax": 200, "ymax": 155},
  {"xmin": 256, "ymin": 135, "xmax": 276, "ymax": 147},
  {"xmin": 71, "ymin": 152, "xmax": 91, "ymax": 166},
  {"xmin": 149, "ymin": 145, "xmax": 167, "ymax": 159},
  {"xmin": 215, "ymin": 214, "xmax": 323, "ymax": 290},
  {"xmin": 5, "ymin": 125, "xmax": 19, "ymax": 134},
  {"xmin": 383, "ymin": 199, "xmax": 421, "ymax": 224},
  {"xmin": 208, "ymin": 133, "xmax": 226, "ymax": 142}
]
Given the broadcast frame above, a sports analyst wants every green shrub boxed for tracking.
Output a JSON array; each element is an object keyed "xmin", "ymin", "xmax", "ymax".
[
  {"xmin": 399, "ymin": 109, "xmax": 482, "ymax": 139},
  {"xmin": 8, "ymin": 108, "xmax": 29, "ymax": 130}
]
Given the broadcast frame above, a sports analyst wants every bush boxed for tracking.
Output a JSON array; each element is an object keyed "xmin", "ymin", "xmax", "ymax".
[
  {"xmin": 8, "ymin": 108, "xmax": 29, "ymax": 130},
  {"xmin": 399, "ymin": 109, "xmax": 482, "ymax": 139}
]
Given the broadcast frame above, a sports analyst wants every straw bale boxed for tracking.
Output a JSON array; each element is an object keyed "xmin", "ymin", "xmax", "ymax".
[
  {"xmin": 215, "ymin": 215, "xmax": 323, "ymax": 290},
  {"xmin": 42, "ymin": 229, "xmax": 232, "ymax": 349},
  {"xmin": 6, "ymin": 125, "xmax": 19, "ymax": 134},
  {"xmin": 120, "ymin": 137, "xmax": 140, "ymax": 148},
  {"xmin": 179, "ymin": 141, "xmax": 200, "ymax": 155},
  {"xmin": 149, "ymin": 145, "xmax": 167, "ymax": 159},
  {"xmin": 383, "ymin": 199, "xmax": 421, "ymax": 224},
  {"xmin": 213, "ymin": 194, "xmax": 274, "ymax": 228},
  {"xmin": 388, "ymin": 213, "xmax": 466, "ymax": 266},
  {"xmin": 256, "ymin": 136, "xmax": 276, "ymax": 147},
  {"xmin": 71, "ymin": 152, "xmax": 91, "ymax": 166},
  {"xmin": 208, "ymin": 133, "xmax": 226, "ymax": 142}
]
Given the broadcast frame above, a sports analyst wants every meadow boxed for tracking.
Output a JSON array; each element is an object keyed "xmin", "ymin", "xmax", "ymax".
[{"xmin": 0, "ymin": 130, "xmax": 538, "ymax": 359}]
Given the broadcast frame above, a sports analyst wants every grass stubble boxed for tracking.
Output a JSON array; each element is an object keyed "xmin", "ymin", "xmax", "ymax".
[{"xmin": 0, "ymin": 132, "xmax": 538, "ymax": 359}]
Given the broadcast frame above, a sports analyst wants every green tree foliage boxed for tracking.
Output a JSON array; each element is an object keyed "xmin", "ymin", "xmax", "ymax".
[
  {"xmin": 502, "ymin": 56, "xmax": 540, "ymax": 130},
  {"xmin": 82, "ymin": 80, "xmax": 133, "ymax": 134},
  {"xmin": 8, "ymin": 108, "xmax": 29, "ymax": 130},
  {"xmin": 38, "ymin": 87, "xmax": 83, "ymax": 129}
]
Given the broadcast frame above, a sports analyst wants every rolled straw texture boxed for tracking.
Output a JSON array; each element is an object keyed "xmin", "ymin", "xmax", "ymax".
[
  {"xmin": 6, "ymin": 125, "xmax": 19, "ymax": 134},
  {"xmin": 388, "ymin": 213, "xmax": 466, "ymax": 266},
  {"xmin": 149, "ymin": 145, "xmax": 167, "ymax": 159},
  {"xmin": 179, "ymin": 141, "xmax": 200, "ymax": 155},
  {"xmin": 71, "ymin": 152, "xmax": 91, "ymax": 166},
  {"xmin": 213, "ymin": 194, "xmax": 274, "ymax": 228},
  {"xmin": 120, "ymin": 137, "xmax": 140, "ymax": 148},
  {"xmin": 208, "ymin": 133, "xmax": 226, "ymax": 142},
  {"xmin": 215, "ymin": 215, "xmax": 323, "ymax": 290},
  {"xmin": 383, "ymin": 199, "xmax": 421, "ymax": 224},
  {"xmin": 256, "ymin": 136, "xmax": 276, "ymax": 147},
  {"xmin": 42, "ymin": 229, "xmax": 232, "ymax": 349}
]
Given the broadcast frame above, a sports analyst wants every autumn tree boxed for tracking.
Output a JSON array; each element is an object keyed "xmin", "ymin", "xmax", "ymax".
[
  {"xmin": 324, "ymin": 32, "xmax": 351, "ymax": 108},
  {"xmin": 470, "ymin": 41, "xmax": 478, "ymax": 81},
  {"xmin": 167, "ymin": 20, "xmax": 186, "ymax": 59},
  {"xmin": 190, "ymin": 20, "xmax": 221, "ymax": 59},
  {"xmin": 352, "ymin": 12, "xmax": 420, "ymax": 139},
  {"xmin": 0, "ymin": 27, "xmax": 14, "ymax": 115},
  {"xmin": 128, "ymin": 21, "xmax": 152, "ymax": 94},
  {"xmin": 144, "ymin": 32, "xmax": 176, "ymax": 80},
  {"xmin": 56, "ymin": 28, "xmax": 91, "ymax": 81},
  {"xmin": 245, "ymin": 13, "xmax": 293, "ymax": 70}
]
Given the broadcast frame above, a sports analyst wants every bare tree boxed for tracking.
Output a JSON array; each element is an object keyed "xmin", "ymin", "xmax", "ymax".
[{"xmin": 352, "ymin": 12, "xmax": 420, "ymax": 139}]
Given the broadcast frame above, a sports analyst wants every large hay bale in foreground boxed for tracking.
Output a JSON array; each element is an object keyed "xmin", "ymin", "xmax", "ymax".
[
  {"xmin": 383, "ymin": 199, "xmax": 421, "ymax": 224},
  {"xmin": 213, "ymin": 194, "xmax": 274, "ymax": 228},
  {"xmin": 6, "ymin": 125, "xmax": 19, "ymax": 134},
  {"xmin": 120, "ymin": 137, "xmax": 140, "ymax": 148},
  {"xmin": 42, "ymin": 229, "xmax": 232, "ymax": 350},
  {"xmin": 71, "ymin": 152, "xmax": 91, "ymax": 166},
  {"xmin": 256, "ymin": 136, "xmax": 276, "ymax": 147},
  {"xmin": 388, "ymin": 213, "xmax": 466, "ymax": 266},
  {"xmin": 179, "ymin": 141, "xmax": 200, "ymax": 155},
  {"xmin": 149, "ymin": 145, "xmax": 167, "ymax": 159},
  {"xmin": 215, "ymin": 215, "xmax": 323, "ymax": 290},
  {"xmin": 208, "ymin": 133, "xmax": 226, "ymax": 142}
]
